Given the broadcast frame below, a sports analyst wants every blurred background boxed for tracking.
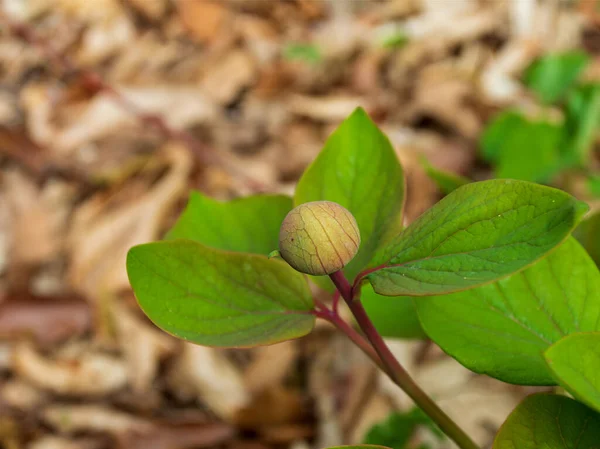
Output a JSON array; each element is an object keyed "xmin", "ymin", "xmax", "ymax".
[{"xmin": 0, "ymin": 0, "xmax": 599, "ymax": 448}]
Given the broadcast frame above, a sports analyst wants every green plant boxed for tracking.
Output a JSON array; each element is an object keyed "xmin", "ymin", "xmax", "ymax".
[
  {"xmin": 127, "ymin": 108, "xmax": 600, "ymax": 449},
  {"xmin": 479, "ymin": 51, "xmax": 600, "ymax": 193}
]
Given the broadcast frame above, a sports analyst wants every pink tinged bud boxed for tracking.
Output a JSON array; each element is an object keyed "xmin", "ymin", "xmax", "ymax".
[{"xmin": 279, "ymin": 201, "xmax": 361, "ymax": 275}]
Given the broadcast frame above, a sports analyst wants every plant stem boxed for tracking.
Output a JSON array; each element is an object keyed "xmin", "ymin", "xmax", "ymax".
[
  {"xmin": 312, "ymin": 300, "xmax": 388, "ymax": 374},
  {"xmin": 329, "ymin": 271, "xmax": 480, "ymax": 449}
]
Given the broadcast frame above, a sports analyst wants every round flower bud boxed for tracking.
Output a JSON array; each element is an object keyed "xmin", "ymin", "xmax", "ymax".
[{"xmin": 279, "ymin": 201, "xmax": 361, "ymax": 275}]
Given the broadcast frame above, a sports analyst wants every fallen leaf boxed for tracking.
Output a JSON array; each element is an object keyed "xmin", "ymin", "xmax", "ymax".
[
  {"xmin": 42, "ymin": 404, "xmax": 152, "ymax": 435},
  {"xmin": 112, "ymin": 301, "xmax": 176, "ymax": 394},
  {"xmin": 287, "ymin": 95, "xmax": 367, "ymax": 121},
  {"xmin": 200, "ymin": 50, "xmax": 257, "ymax": 105},
  {"xmin": 13, "ymin": 341, "xmax": 128, "ymax": 396},
  {"xmin": 2, "ymin": 169, "xmax": 73, "ymax": 266},
  {"xmin": 166, "ymin": 343, "xmax": 250, "ymax": 421},
  {"xmin": 68, "ymin": 144, "xmax": 191, "ymax": 297},
  {"xmin": 117, "ymin": 421, "xmax": 234, "ymax": 449},
  {"xmin": 27, "ymin": 436, "xmax": 105, "ymax": 449},
  {"xmin": 0, "ymin": 291, "xmax": 91, "ymax": 344},
  {"xmin": 176, "ymin": 0, "xmax": 230, "ymax": 44},
  {"xmin": 243, "ymin": 342, "xmax": 298, "ymax": 394},
  {"xmin": 126, "ymin": 0, "xmax": 167, "ymax": 20},
  {"xmin": 0, "ymin": 379, "xmax": 47, "ymax": 411}
]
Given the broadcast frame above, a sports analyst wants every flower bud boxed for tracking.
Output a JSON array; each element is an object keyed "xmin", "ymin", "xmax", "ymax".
[{"xmin": 279, "ymin": 201, "xmax": 360, "ymax": 275}]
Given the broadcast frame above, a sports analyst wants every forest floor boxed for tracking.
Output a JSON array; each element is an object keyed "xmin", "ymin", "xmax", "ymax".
[{"xmin": 0, "ymin": 1, "xmax": 599, "ymax": 449}]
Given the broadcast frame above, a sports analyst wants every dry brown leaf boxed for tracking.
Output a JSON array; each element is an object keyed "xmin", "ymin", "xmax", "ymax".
[
  {"xmin": 27, "ymin": 436, "xmax": 105, "ymax": 449},
  {"xmin": 13, "ymin": 341, "xmax": 128, "ymax": 396},
  {"xmin": 200, "ymin": 50, "xmax": 257, "ymax": 105},
  {"xmin": 127, "ymin": 0, "xmax": 167, "ymax": 20},
  {"xmin": 176, "ymin": 0, "xmax": 230, "ymax": 44},
  {"xmin": 75, "ymin": 15, "xmax": 135, "ymax": 66},
  {"xmin": 166, "ymin": 343, "xmax": 250, "ymax": 421},
  {"xmin": 243, "ymin": 342, "xmax": 298, "ymax": 394},
  {"xmin": 349, "ymin": 393, "xmax": 392, "ymax": 444},
  {"xmin": 42, "ymin": 404, "xmax": 152, "ymax": 435},
  {"xmin": 287, "ymin": 95, "xmax": 367, "ymax": 122},
  {"xmin": 1, "ymin": 379, "xmax": 47, "ymax": 411},
  {"xmin": 117, "ymin": 422, "xmax": 235, "ymax": 449},
  {"xmin": 68, "ymin": 144, "xmax": 191, "ymax": 297},
  {"xmin": 2, "ymin": 169, "xmax": 73, "ymax": 266},
  {"xmin": 0, "ymin": 292, "xmax": 92, "ymax": 344},
  {"xmin": 235, "ymin": 386, "xmax": 308, "ymax": 429},
  {"xmin": 112, "ymin": 301, "xmax": 176, "ymax": 394},
  {"xmin": 56, "ymin": 88, "xmax": 216, "ymax": 153}
]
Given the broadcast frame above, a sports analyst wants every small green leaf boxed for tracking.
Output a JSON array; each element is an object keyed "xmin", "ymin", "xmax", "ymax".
[
  {"xmin": 127, "ymin": 240, "xmax": 315, "ymax": 348},
  {"xmin": 480, "ymin": 110, "xmax": 523, "ymax": 163},
  {"xmin": 419, "ymin": 156, "xmax": 469, "ymax": 195},
  {"xmin": 283, "ymin": 43, "xmax": 322, "ymax": 64},
  {"xmin": 562, "ymin": 83, "xmax": 600, "ymax": 166},
  {"xmin": 493, "ymin": 394, "xmax": 600, "ymax": 449},
  {"xmin": 574, "ymin": 210, "xmax": 600, "ymax": 267},
  {"xmin": 362, "ymin": 284, "xmax": 426, "ymax": 339},
  {"xmin": 363, "ymin": 408, "xmax": 443, "ymax": 449},
  {"xmin": 381, "ymin": 32, "xmax": 409, "ymax": 49},
  {"xmin": 523, "ymin": 51, "xmax": 590, "ymax": 104},
  {"xmin": 167, "ymin": 192, "xmax": 292, "ymax": 255},
  {"xmin": 295, "ymin": 107, "xmax": 405, "ymax": 283},
  {"xmin": 367, "ymin": 180, "xmax": 588, "ymax": 297},
  {"xmin": 415, "ymin": 238, "xmax": 600, "ymax": 385},
  {"xmin": 545, "ymin": 333, "xmax": 600, "ymax": 413},
  {"xmin": 480, "ymin": 111, "xmax": 563, "ymax": 183}
]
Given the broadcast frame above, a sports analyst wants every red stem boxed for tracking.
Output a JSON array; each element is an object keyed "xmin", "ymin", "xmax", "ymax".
[{"xmin": 329, "ymin": 271, "xmax": 479, "ymax": 449}]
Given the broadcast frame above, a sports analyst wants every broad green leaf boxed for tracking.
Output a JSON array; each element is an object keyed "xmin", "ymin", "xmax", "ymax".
[
  {"xmin": 363, "ymin": 408, "xmax": 443, "ymax": 449},
  {"xmin": 480, "ymin": 111, "xmax": 563, "ymax": 183},
  {"xmin": 295, "ymin": 107, "xmax": 405, "ymax": 283},
  {"xmin": 415, "ymin": 238, "xmax": 600, "ymax": 385},
  {"xmin": 562, "ymin": 84, "xmax": 600, "ymax": 166},
  {"xmin": 419, "ymin": 156, "xmax": 469, "ymax": 195},
  {"xmin": 126, "ymin": 240, "xmax": 314, "ymax": 348},
  {"xmin": 523, "ymin": 51, "xmax": 590, "ymax": 104},
  {"xmin": 362, "ymin": 285, "xmax": 426, "ymax": 339},
  {"xmin": 493, "ymin": 394, "xmax": 600, "ymax": 449},
  {"xmin": 545, "ymin": 333, "xmax": 600, "ymax": 413},
  {"xmin": 166, "ymin": 192, "xmax": 292, "ymax": 255},
  {"xmin": 367, "ymin": 180, "xmax": 588, "ymax": 297},
  {"xmin": 574, "ymin": 210, "xmax": 600, "ymax": 267}
]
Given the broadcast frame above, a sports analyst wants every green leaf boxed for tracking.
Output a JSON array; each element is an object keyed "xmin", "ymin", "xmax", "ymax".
[
  {"xmin": 562, "ymin": 84, "xmax": 600, "ymax": 166},
  {"xmin": 295, "ymin": 107, "xmax": 405, "ymax": 283},
  {"xmin": 545, "ymin": 333, "xmax": 600, "ymax": 413},
  {"xmin": 283, "ymin": 43, "xmax": 322, "ymax": 64},
  {"xmin": 415, "ymin": 238, "xmax": 600, "ymax": 385},
  {"xmin": 363, "ymin": 408, "xmax": 443, "ymax": 449},
  {"xmin": 574, "ymin": 210, "xmax": 600, "ymax": 267},
  {"xmin": 587, "ymin": 175, "xmax": 600, "ymax": 198},
  {"xmin": 493, "ymin": 394, "xmax": 600, "ymax": 449},
  {"xmin": 480, "ymin": 111, "xmax": 563, "ymax": 183},
  {"xmin": 362, "ymin": 284, "xmax": 426, "ymax": 339},
  {"xmin": 367, "ymin": 180, "xmax": 589, "ymax": 297},
  {"xmin": 166, "ymin": 192, "xmax": 292, "ymax": 255},
  {"xmin": 419, "ymin": 156, "xmax": 469, "ymax": 195},
  {"xmin": 480, "ymin": 110, "xmax": 523, "ymax": 162},
  {"xmin": 523, "ymin": 51, "xmax": 590, "ymax": 104},
  {"xmin": 126, "ymin": 240, "xmax": 315, "ymax": 348}
]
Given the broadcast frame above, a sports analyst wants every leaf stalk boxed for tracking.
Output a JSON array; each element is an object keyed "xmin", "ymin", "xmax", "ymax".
[{"xmin": 328, "ymin": 270, "xmax": 480, "ymax": 449}]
